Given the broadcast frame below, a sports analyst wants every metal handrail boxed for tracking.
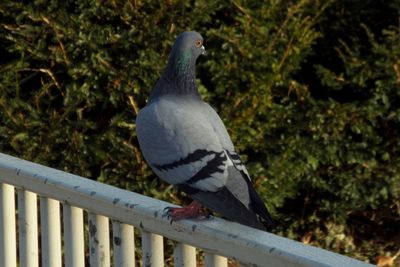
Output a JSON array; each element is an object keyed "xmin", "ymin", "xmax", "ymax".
[{"xmin": 0, "ymin": 152, "xmax": 375, "ymax": 267}]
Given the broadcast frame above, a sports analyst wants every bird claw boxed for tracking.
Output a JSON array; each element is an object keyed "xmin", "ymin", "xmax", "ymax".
[
  {"xmin": 162, "ymin": 207, "xmax": 173, "ymax": 219},
  {"xmin": 162, "ymin": 203, "xmax": 210, "ymax": 222},
  {"xmin": 162, "ymin": 207, "xmax": 179, "ymax": 225}
]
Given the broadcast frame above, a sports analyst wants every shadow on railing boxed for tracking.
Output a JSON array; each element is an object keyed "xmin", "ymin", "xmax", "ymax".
[{"xmin": 0, "ymin": 153, "xmax": 375, "ymax": 267}]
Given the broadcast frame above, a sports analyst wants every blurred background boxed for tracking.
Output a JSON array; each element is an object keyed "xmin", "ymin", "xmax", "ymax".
[{"xmin": 0, "ymin": 0, "xmax": 399, "ymax": 265}]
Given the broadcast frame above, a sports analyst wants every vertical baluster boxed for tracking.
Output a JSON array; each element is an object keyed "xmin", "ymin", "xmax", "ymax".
[
  {"xmin": 18, "ymin": 189, "xmax": 39, "ymax": 267},
  {"xmin": 63, "ymin": 204, "xmax": 85, "ymax": 267},
  {"xmin": 141, "ymin": 230, "xmax": 164, "ymax": 267},
  {"xmin": 40, "ymin": 197, "xmax": 62, "ymax": 267},
  {"xmin": 0, "ymin": 183, "xmax": 17, "ymax": 267},
  {"xmin": 112, "ymin": 220, "xmax": 135, "ymax": 267},
  {"xmin": 174, "ymin": 243, "xmax": 196, "ymax": 267},
  {"xmin": 204, "ymin": 253, "xmax": 228, "ymax": 267},
  {"xmin": 88, "ymin": 213, "xmax": 110, "ymax": 267}
]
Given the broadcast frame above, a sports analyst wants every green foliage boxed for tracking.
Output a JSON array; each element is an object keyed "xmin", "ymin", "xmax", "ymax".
[{"xmin": 1, "ymin": 0, "xmax": 399, "ymax": 264}]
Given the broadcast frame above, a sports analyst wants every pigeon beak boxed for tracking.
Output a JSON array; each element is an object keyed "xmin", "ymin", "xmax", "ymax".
[{"xmin": 201, "ymin": 45, "xmax": 207, "ymax": 56}]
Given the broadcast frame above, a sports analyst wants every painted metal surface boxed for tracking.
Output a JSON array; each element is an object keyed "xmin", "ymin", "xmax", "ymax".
[
  {"xmin": 0, "ymin": 183, "xmax": 17, "ymax": 267},
  {"xmin": 63, "ymin": 204, "xmax": 85, "ymax": 267},
  {"xmin": 204, "ymin": 253, "xmax": 228, "ymax": 267},
  {"xmin": 142, "ymin": 230, "xmax": 164, "ymax": 267},
  {"xmin": 0, "ymin": 152, "xmax": 375, "ymax": 267},
  {"xmin": 112, "ymin": 220, "xmax": 135, "ymax": 267},
  {"xmin": 40, "ymin": 197, "xmax": 62, "ymax": 267},
  {"xmin": 173, "ymin": 243, "xmax": 196, "ymax": 267},
  {"xmin": 18, "ymin": 189, "xmax": 39, "ymax": 267},
  {"xmin": 89, "ymin": 213, "xmax": 111, "ymax": 267}
]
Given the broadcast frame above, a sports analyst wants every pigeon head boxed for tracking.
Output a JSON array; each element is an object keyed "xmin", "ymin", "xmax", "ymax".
[
  {"xmin": 150, "ymin": 31, "xmax": 206, "ymax": 100},
  {"xmin": 167, "ymin": 31, "xmax": 206, "ymax": 77},
  {"xmin": 170, "ymin": 31, "xmax": 207, "ymax": 61}
]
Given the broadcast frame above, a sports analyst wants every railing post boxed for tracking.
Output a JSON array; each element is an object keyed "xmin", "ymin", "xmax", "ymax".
[
  {"xmin": 18, "ymin": 189, "xmax": 39, "ymax": 267},
  {"xmin": 63, "ymin": 204, "xmax": 85, "ymax": 267},
  {"xmin": 112, "ymin": 220, "xmax": 135, "ymax": 267},
  {"xmin": 174, "ymin": 243, "xmax": 196, "ymax": 267},
  {"xmin": 0, "ymin": 183, "xmax": 17, "ymax": 267},
  {"xmin": 204, "ymin": 253, "xmax": 228, "ymax": 267},
  {"xmin": 142, "ymin": 230, "xmax": 164, "ymax": 267},
  {"xmin": 89, "ymin": 213, "xmax": 110, "ymax": 267},
  {"xmin": 40, "ymin": 197, "xmax": 62, "ymax": 267}
]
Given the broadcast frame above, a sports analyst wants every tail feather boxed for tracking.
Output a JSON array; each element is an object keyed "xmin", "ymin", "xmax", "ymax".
[
  {"xmin": 191, "ymin": 187, "xmax": 266, "ymax": 231},
  {"xmin": 244, "ymin": 177, "xmax": 275, "ymax": 229}
]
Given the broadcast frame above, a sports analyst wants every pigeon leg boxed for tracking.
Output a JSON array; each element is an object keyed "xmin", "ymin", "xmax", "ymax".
[{"xmin": 164, "ymin": 200, "xmax": 209, "ymax": 220}]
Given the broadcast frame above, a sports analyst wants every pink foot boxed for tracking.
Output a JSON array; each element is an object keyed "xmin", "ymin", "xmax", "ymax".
[{"xmin": 164, "ymin": 201, "xmax": 209, "ymax": 221}]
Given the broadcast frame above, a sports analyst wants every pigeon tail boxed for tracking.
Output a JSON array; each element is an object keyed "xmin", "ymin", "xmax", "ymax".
[
  {"xmin": 180, "ymin": 185, "xmax": 267, "ymax": 231},
  {"xmin": 244, "ymin": 176, "xmax": 275, "ymax": 229}
]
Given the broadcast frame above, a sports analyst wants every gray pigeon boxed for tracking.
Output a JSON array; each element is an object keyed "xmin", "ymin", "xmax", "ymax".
[{"xmin": 136, "ymin": 31, "xmax": 274, "ymax": 231}]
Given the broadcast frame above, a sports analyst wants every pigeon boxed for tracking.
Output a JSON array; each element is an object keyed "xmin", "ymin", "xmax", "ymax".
[{"xmin": 136, "ymin": 31, "xmax": 274, "ymax": 231}]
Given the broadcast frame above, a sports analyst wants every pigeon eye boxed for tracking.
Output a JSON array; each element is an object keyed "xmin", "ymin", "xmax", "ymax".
[{"xmin": 195, "ymin": 39, "xmax": 202, "ymax": 47}]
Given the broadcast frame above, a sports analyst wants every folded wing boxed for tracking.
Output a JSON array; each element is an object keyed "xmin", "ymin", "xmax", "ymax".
[{"xmin": 136, "ymin": 96, "xmax": 273, "ymax": 229}]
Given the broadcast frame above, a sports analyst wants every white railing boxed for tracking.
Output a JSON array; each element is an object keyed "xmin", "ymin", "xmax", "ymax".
[{"xmin": 0, "ymin": 152, "xmax": 375, "ymax": 267}]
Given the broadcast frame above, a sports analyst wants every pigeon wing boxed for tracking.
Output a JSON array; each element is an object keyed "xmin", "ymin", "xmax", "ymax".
[
  {"xmin": 203, "ymin": 103, "xmax": 275, "ymax": 228},
  {"xmin": 136, "ymin": 97, "xmax": 229, "ymax": 192},
  {"xmin": 137, "ymin": 97, "xmax": 273, "ymax": 230}
]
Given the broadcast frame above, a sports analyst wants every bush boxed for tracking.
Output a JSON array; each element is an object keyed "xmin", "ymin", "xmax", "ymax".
[{"xmin": 1, "ymin": 0, "xmax": 399, "ymax": 264}]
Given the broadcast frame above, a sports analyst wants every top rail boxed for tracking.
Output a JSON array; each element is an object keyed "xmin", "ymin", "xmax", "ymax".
[{"xmin": 0, "ymin": 152, "xmax": 375, "ymax": 267}]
